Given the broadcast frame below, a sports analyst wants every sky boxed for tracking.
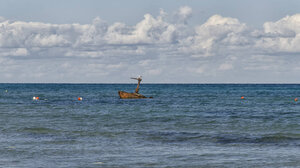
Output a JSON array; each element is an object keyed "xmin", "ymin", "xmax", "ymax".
[{"xmin": 0, "ymin": 0, "xmax": 300, "ymax": 83}]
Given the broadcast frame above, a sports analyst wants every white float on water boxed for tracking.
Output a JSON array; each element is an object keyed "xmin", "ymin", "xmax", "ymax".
[
  {"xmin": 33, "ymin": 96, "xmax": 39, "ymax": 100},
  {"xmin": 92, "ymin": 162, "xmax": 103, "ymax": 165}
]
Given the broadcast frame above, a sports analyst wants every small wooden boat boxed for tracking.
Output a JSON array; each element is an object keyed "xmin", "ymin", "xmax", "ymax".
[
  {"xmin": 118, "ymin": 76, "xmax": 152, "ymax": 99},
  {"xmin": 118, "ymin": 91, "xmax": 147, "ymax": 99}
]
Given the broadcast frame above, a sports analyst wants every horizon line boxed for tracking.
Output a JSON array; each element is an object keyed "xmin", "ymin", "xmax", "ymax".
[{"xmin": 1, "ymin": 82, "xmax": 300, "ymax": 85}]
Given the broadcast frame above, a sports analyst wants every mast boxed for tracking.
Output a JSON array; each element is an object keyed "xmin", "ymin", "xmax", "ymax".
[
  {"xmin": 131, "ymin": 76, "xmax": 142, "ymax": 94},
  {"xmin": 135, "ymin": 78, "xmax": 142, "ymax": 93}
]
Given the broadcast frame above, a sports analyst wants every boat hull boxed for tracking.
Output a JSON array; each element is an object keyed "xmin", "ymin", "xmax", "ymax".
[{"xmin": 118, "ymin": 91, "xmax": 147, "ymax": 99}]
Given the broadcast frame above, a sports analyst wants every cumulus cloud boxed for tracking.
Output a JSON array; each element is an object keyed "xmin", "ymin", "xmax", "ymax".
[
  {"xmin": 1, "ymin": 7, "xmax": 300, "ymax": 83},
  {"xmin": 256, "ymin": 14, "xmax": 300, "ymax": 53},
  {"xmin": 0, "ymin": 48, "xmax": 28, "ymax": 57},
  {"xmin": 105, "ymin": 13, "xmax": 178, "ymax": 44},
  {"xmin": 176, "ymin": 6, "xmax": 192, "ymax": 24},
  {"xmin": 180, "ymin": 14, "xmax": 249, "ymax": 57}
]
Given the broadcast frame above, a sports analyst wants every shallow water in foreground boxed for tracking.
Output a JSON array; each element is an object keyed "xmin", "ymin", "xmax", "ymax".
[{"xmin": 0, "ymin": 84, "xmax": 299, "ymax": 168}]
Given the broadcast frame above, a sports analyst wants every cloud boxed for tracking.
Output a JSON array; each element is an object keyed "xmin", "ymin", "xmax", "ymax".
[
  {"xmin": 0, "ymin": 48, "xmax": 28, "ymax": 57},
  {"xmin": 0, "ymin": 16, "xmax": 5, "ymax": 22},
  {"xmin": 146, "ymin": 69, "xmax": 161, "ymax": 75},
  {"xmin": 176, "ymin": 6, "xmax": 192, "ymax": 24},
  {"xmin": 256, "ymin": 14, "xmax": 300, "ymax": 53},
  {"xmin": 219, "ymin": 63, "xmax": 233, "ymax": 70},
  {"xmin": 180, "ymin": 14, "xmax": 249, "ymax": 57},
  {"xmin": 105, "ymin": 13, "xmax": 178, "ymax": 44},
  {"xmin": 1, "ymin": 8, "xmax": 300, "ymax": 83}
]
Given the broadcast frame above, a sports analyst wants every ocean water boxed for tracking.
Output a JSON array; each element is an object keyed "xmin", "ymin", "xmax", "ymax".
[{"xmin": 0, "ymin": 84, "xmax": 299, "ymax": 168}]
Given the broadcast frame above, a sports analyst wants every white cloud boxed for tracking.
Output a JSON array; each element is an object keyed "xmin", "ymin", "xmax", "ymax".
[
  {"xmin": 105, "ymin": 13, "xmax": 178, "ymax": 44},
  {"xmin": 176, "ymin": 6, "xmax": 192, "ymax": 24},
  {"xmin": 256, "ymin": 14, "xmax": 300, "ymax": 53},
  {"xmin": 0, "ymin": 48, "xmax": 28, "ymax": 56},
  {"xmin": 0, "ymin": 16, "xmax": 5, "ymax": 22},
  {"xmin": 1, "ymin": 10, "xmax": 300, "ymax": 83},
  {"xmin": 179, "ymin": 14, "xmax": 249, "ymax": 57}
]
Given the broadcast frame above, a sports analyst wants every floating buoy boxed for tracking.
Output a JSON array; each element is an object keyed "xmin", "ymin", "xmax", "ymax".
[
  {"xmin": 78, "ymin": 97, "xmax": 83, "ymax": 101},
  {"xmin": 33, "ymin": 96, "xmax": 39, "ymax": 100},
  {"xmin": 241, "ymin": 96, "xmax": 245, "ymax": 99},
  {"xmin": 295, "ymin": 98, "xmax": 298, "ymax": 102},
  {"xmin": 93, "ymin": 162, "xmax": 103, "ymax": 165}
]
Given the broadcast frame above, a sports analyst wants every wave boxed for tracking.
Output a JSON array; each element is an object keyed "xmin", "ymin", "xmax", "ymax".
[
  {"xmin": 142, "ymin": 131, "xmax": 300, "ymax": 145},
  {"xmin": 22, "ymin": 127, "xmax": 60, "ymax": 134},
  {"xmin": 214, "ymin": 133, "xmax": 300, "ymax": 144}
]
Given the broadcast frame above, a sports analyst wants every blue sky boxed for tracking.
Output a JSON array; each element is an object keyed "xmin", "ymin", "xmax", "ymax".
[
  {"xmin": 0, "ymin": 0, "xmax": 300, "ymax": 83},
  {"xmin": 1, "ymin": 0, "xmax": 299, "ymax": 26}
]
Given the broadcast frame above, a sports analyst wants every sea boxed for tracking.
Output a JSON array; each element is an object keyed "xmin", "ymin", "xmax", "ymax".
[{"xmin": 0, "ymin": 84, "xmax": 299, "ymax": 168}]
